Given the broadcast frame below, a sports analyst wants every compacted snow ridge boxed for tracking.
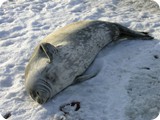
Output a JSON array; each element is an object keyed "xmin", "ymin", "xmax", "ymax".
[{"xmin": 0, "ymin": 0, "xmax": 160, "ymax": 120}]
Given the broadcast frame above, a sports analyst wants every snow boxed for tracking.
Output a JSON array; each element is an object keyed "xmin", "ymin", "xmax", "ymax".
[
  {"xmin": 0, "ymin": 0, "xmax": 160, "ymax": 120},
  {"xmin": 153, "ymin": 0, "xmax": 160, "ymax": 8},
  {"xmin": 0, "ymin": 0, "xmax": 7, "ymax": 7},
  {"xmin": 153, "ymin": 112, "xmax": 160, "ymax": 120}
]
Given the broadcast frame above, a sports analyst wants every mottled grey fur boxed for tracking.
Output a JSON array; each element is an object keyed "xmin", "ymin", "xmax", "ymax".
[{"xmin": 25, "ymin": 20, "xmax": 153, "ymax": 104}]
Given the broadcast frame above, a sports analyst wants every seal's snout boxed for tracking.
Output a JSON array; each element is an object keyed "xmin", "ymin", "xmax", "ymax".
[
  {"xmin": 29, "ymin": 90, "xmax": 48, "ymax": 104},
  {"xmin": 27, "ymin": 79, "xmax": 52, "ymax": 104}
]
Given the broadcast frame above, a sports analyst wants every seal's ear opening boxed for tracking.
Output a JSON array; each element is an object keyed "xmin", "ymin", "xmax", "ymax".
[{"xmin": 40, "ymin": 43, "xmax": 58, "ymax": 62}]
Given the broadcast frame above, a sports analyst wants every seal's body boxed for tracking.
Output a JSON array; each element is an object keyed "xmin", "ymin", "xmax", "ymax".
[{"xmin": 25, "ymin": 21, "xmax": 153, "ymax": 104}]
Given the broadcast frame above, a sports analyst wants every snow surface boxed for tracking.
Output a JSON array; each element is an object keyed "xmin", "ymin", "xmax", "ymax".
[
  {"xmin": 153, "ymin": 0, "xmax": 160, "ymax": 8},
  {"xmin": 0, "ymin": 0, "xmax": 7, "ymax": 7},
  {"xmin": 0, "ymin": 0, "xmax": 160, "ymax": 120},
  {"xmin": 153, "ymin": 112, "xmax": 160, "ymax": 120}
]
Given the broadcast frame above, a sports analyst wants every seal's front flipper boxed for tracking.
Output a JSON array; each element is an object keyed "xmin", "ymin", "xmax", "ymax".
[
  {"xmin": 114, "ymin": 23, "xmax": 154, "ymax": 40},
  {"xmin": 40, "ymin": 43, "xmax": 58, "ymax": 62},
  {"xmin": 72, "ymin": 69, "xmax": 100, "ymax": 85}
]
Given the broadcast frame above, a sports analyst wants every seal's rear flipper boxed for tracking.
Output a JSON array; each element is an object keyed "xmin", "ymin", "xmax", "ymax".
[{"xmin": 114, "ymin": 23, "xmax": 154, "ymax": 40}]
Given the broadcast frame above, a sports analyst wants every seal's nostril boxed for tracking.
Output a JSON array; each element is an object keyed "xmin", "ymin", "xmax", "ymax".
[{"xmin": 30, "ymin": 91, "xmax": 36, "ymax": 98}]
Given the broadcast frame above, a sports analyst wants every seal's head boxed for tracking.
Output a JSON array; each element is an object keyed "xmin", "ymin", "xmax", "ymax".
[{"xmin": 25, "ymin": 43, "xmax": 63, "ymax": 104}]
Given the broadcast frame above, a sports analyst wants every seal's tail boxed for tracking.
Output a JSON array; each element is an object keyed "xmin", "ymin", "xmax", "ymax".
[{"xmin": 114, "ymin": 23, "xmax": 154, "ymax": 40}]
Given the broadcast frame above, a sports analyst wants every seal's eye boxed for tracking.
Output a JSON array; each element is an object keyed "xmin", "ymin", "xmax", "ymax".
[
  {"xmin": 46, "ymin": 75, "xmax": 51, "ymax": 80},
  {"xmin": 36, "ymin": 91, "xmax": 40, "ymax": 96},
  {"xmin": 45, "ymin": 74, "xmax": 56, "ymax": 83}
]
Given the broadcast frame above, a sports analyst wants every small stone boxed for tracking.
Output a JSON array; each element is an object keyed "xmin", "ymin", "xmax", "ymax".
[
  {"xmin": 3, "ymin": 112, "xmax": 11, "ymax": 119},
  {"xmin": 154, "ymin": 55, "xmax": 159, "ymax": 59}
]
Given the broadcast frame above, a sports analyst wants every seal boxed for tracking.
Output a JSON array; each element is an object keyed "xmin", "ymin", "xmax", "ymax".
[{"xmin": 25, "ymin": 20, "xmax": 153, "ymax": 104}]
